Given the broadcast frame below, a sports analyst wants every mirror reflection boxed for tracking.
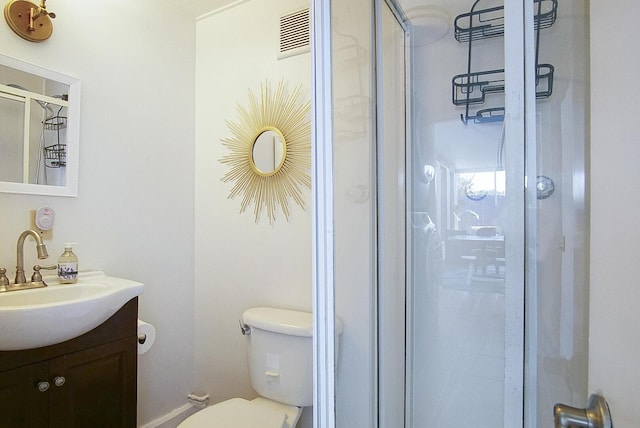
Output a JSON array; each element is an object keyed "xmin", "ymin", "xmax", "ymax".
[
  {"xmin": 0, "ymin": 55, "xmax": 79, "ymax": 196},
  {"xmin": 251, "ymin": 129, "xmax": 286, "ymax": 175},
  {"xmin": 0, "ymin": 79, "xmax": 68, "ymax": 186}
]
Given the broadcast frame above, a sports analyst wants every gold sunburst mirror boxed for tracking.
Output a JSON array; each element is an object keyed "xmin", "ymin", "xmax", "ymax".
[{"xmin": 220, "ymin": 80, "xmax": 311, "ymax": 223}]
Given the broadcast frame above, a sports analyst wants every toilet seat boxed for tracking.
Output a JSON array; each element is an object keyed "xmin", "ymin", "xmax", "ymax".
[{"xmin": 178, "ymin": 398, "xmax": 287, "ymax": 428}]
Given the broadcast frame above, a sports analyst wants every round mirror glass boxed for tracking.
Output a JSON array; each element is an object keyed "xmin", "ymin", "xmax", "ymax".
[{"xmin": 251, "ymin": 129, "xmax": 286, "ymax": 175}]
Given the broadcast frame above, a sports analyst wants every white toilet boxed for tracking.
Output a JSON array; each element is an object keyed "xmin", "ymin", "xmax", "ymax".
[{"xmin": 179, "ymin": 307, "xmax": 341, "ymax": 428}]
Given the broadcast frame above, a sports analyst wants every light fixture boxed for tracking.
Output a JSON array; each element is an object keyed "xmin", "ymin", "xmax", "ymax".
[{"xmin": 4, "ymin": 0, "xmax": 56, "ymax": 43}]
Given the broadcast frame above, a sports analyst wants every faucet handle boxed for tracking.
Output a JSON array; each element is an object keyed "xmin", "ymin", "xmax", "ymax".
[
  {"xmin": 31, "ymin": 264, "xmax": 57, "ymax": 283},
  {"xmin": 0, "ymin": 268, "xmax": 9, "ymax": 291}
]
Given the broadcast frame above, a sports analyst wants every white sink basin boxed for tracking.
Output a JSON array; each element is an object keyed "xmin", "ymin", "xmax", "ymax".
[{"xmin": 0, "ymin": 271, "xmax": 143, "ymax": 351}]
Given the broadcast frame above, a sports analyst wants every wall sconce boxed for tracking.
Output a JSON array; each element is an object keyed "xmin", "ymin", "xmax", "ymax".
[{"xmin": 4, "ymin": 0, "xmax": 56, "ymax": 42}]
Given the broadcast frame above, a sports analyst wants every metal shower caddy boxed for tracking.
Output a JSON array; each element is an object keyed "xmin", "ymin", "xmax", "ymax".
[
  {"xmin": 452, "ymin": 0, "xmax": 558, "ymax": 124},
  {"xmin": 42, "ymin": 105, "xmax": 67, "ymax": 169}
]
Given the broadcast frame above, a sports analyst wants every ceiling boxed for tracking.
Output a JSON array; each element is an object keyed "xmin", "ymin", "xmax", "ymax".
[{"xmin": 163, "ymin": 0, "xmax": 241, "ymax": 18}]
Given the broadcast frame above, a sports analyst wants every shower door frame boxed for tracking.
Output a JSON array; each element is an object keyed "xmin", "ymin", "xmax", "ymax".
[
  {"xmin": 503, "ymin": 0, "xmax": 528, "ymax": 426},
  {"xmin": 311, "ymin": 1, "xmax": 535, "ymax": 427},
  {"xmin": 311, "ymin": 0, "xmax": 337, "ymax": 426},
  {"xmin": 374, "ymin": 1, "xmax": 412, "ymax": 427}
]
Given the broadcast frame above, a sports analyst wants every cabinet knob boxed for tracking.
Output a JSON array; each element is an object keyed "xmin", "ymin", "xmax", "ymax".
[
  {"xmin": 53, "ymin": 376, "xmax": 66, "ymax": 387},
  {"xmin": 37, "ymin": 381, "xmax": 50, "ymax": 392}
]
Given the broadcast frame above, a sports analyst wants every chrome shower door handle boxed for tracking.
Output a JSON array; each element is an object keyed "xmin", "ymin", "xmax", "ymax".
[{"xmin": 554, "ymin": 394, "xmax": 613, "ymax": 428}]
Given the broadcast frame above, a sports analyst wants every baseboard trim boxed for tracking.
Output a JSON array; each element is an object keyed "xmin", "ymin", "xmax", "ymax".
[{"xmin": 139, "ymin": 403, "xmax": 196, "ymax": 428}]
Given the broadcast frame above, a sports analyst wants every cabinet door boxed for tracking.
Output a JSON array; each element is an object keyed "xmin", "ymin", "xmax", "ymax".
[
  {"xmin": 49, "ymin": 337, "xmax": 137, "ymax": 428},
  {"xmin": 0, "ymin": 363, "xmax": 49, "ymax": 427}
]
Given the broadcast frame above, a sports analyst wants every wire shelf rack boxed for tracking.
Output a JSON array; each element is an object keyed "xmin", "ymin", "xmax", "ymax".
[
  {"xmin": 454, "ymin": 0, "xmax": 557, "ymax": 43},
  {"xmin": 452, "ymin": 0, "xmax": 557, "ymax": 124},
  {"xmin": 44, "ymin": 144, "xmax": 66, "ymax": 168}
]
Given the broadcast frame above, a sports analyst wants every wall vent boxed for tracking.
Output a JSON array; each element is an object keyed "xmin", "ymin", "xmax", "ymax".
[{"xmin": 279, "ymin": 7, "xmax": 310, "ymax": 59}]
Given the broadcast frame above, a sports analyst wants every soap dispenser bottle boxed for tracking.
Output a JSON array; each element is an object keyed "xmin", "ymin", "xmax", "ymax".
[{"xmin": 58, "ymin": 243, "xmax": 78, "ymax": 284}]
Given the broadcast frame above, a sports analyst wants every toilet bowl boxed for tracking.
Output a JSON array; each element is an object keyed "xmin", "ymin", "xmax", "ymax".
[{"xmin": 178, "ymin": 307, "xmax": 342, "ymax": 428}]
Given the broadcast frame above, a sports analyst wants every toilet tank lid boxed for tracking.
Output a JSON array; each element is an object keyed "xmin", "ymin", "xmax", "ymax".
[
  {"xmin": 242, "ymin": 308, "xmax": 342, "ymax": 337},
  {"xmin": 243, "ymin": 307, "xmax": 313, "ymax": 337},
  {"xmin": 243, "ymin": 307, "xmax": 344, "ymax": 337}
]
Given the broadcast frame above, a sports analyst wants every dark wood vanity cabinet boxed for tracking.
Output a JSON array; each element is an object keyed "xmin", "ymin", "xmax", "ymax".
[{"xmin": 0, "ymin": 298, "xmax": 138, "ymax": 428}]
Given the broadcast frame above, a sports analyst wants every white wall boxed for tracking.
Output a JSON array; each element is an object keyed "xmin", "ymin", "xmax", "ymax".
[
  {"xmin": 194, "ymin": 0, "xmax": 312, "ymax": 425},
  {"xmin": 589, "ymin": 2, "xmax": 640, "ymax": 426},
  {"xmin": 0, "ymin": 2, "xmax": 196, "ymax": 426}
]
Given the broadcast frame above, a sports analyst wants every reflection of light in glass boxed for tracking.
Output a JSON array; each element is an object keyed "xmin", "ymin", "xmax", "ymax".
[{"xmin": 458, "ymin": 170, "xmax": 506, "ymax": 195}]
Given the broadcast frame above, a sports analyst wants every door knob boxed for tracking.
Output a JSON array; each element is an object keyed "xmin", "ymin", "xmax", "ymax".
[
  {"xmin": 53, "ymin": 376, "xmax": 66, "ymax": 387},
  {"xmin": 554, "ymin": 394, "xmax": 612, "ymax": 428},
  {"xmin": 37, "ymin": 381, "xmax": 50, "ymax": 392}
]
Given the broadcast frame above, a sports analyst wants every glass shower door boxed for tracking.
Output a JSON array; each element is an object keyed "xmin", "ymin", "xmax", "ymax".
[
  {"xmin": 314, "ymin": 1, "xmax": 590, "ymax": 428},
  {"xmin": 406, "ymin": 0, "xmax": 590, "ymax": 427},
  {"xmin": 408, "ymin": 0, "xmax": 516, "ymax": 426},
  {"xmin": 525, "ymin": 1, "xmax": 590, "ymax": 426}
]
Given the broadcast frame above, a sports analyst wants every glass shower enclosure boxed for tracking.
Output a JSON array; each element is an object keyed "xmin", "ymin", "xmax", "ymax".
[{"xmin": 313, "ymin": 0, "xmax": 590, "ymax": 427}]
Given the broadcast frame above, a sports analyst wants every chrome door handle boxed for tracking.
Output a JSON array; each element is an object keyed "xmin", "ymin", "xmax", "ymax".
[{"xmin": 554, "ymin": 394, "xmax": 612, "ymax": 428}]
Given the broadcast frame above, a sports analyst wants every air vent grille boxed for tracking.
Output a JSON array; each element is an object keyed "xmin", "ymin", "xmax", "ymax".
[{"xmin": 279, "ymin": 8, "xmax": 310, "ymax": 58}]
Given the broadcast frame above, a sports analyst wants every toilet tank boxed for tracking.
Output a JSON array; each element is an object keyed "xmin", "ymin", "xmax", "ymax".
[{"xmin": 242, "ymin": 307, "xmax": 314, "ymax": 407}]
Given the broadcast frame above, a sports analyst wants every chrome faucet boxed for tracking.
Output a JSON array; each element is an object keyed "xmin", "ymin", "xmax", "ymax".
[{"xmin": 15, "ymin": 229, "xmax": 49, "ymax": 286}]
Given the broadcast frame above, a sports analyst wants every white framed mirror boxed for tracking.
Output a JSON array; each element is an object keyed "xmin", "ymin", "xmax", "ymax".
[{"xmin": 0, "ymin": 54, "xmax": 80, "ymax": 196}]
